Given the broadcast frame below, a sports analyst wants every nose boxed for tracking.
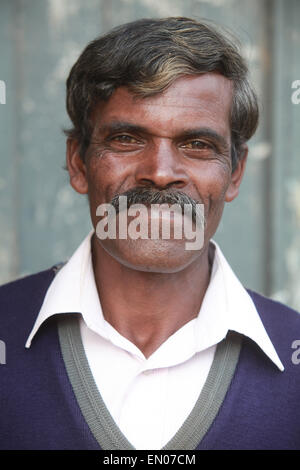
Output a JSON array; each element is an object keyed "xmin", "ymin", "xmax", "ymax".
[{"xmin": 134, "ymin": 139, "xmax": 189, "ymax": 189}]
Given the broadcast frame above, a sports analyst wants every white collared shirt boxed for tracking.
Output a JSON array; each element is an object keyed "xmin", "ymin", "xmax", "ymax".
[{"xmin": 26, "ymin": 231, "xmax": 284, "ymax": 449}]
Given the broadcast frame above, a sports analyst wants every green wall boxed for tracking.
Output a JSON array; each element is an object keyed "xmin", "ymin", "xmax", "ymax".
[{"xmin": 0, "ymin": 0, "xmax": 300, "ymax": 309}]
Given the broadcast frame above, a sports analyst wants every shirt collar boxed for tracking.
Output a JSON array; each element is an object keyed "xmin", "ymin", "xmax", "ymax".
[
  {"xmin": 25, "ymin": 230, "xmax": 105, "ymax": 348},
  {"xmin": 197, "ymin": 243, "xmax": 284, "ymax": 371},
  {"xmin": 25, "ymin": 231, "xmax": 284, "ymax": 371}
]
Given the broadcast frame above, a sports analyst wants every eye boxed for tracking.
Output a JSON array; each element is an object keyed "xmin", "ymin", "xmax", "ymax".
[
  {"xmin": 111, "ymin": 135, "xmax": 141, "ymax": 144},
  {"xmin": 181, "ymin": 140, "xmax": 213, "ymax": 150}
]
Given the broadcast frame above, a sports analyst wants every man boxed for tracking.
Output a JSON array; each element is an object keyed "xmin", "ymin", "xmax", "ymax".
[{"xmin": 0, "ymin": 17, "xmax": 299, "ymax": 450}]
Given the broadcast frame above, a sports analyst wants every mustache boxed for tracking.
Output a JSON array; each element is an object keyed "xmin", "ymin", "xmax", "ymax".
[{"xmin": 110, "ymin": 187, "xmax": 205, "ymax": 225}]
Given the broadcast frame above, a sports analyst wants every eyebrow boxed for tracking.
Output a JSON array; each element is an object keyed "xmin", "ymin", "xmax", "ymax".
[
  {"xmin": 96, "ymin": 121, "xmax": 146, "ymax": 136},
  {"xmin": 176, "ymin": 128, "xmax": 229, "ymax": 149},
  {"xmin": 96, "ymin": 120, "xmax": 229, "ymax": 149}
]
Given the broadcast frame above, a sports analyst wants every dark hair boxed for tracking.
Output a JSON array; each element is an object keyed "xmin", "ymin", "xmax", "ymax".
[{"xmin": 65, "ymin": 17, "xmax": 259, "ymax": 170}]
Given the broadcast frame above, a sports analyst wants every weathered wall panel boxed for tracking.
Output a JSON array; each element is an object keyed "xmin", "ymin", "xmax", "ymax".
[{"xmin": 0, "ymin": 0, "xmax": 299, "ymax": 309}]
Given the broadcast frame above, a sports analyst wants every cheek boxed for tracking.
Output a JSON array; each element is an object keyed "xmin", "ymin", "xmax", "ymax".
[
  {"xmin": 191, "ymin": 166, "xmax": 230, "ymax": 241},
  {"xmin": 86, "ymin": 154, "xmax": 126, "ymax": 205},
  {"xmin": 194, "ymin": 164, "xmax": 231, "ymax": 210}
]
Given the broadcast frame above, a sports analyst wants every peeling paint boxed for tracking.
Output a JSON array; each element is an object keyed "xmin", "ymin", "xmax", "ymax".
[
  {"xmin": 291, "ymin": 29, "xmax": 300, "ymax": 42},
  {"xmin": 134, "ymin": 0, "xmax": 183, "ymax": 16},
  {"xmin": 44, "ymin": 42, "xmax": 82, "ymax": 95},
  {"xmin": 242, "ymin": 44, "xmax": 260, "ymax": 64},
  {"xmin": 22, "ymin": 98, "xmax": 36, "ymax": 114},
  {"xmin": 193, "ymin": 0, "xmax": 233, "ymax": 6},
  {"xmin": 270, "ymin": 289, "xmax": 289, "ymax": 305},
  {"xmin": 48, "ymin": 0, "xmax": 82, "ymax": 29},
  {"xmin": 287, "ymin": 180, "xmax": 300, "ymax": 226},
  {"xmin": 284, "ymin": 180, "xmax": 300, "ymax": 308},
  {"xmin": 249, "ymin": 142, "xmax": 271, "ymax": 161}
]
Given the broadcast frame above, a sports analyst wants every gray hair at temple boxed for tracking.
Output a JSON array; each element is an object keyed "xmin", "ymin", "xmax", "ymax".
[{"xmin": 65, "ymin": 17, "xmax": 259, "ymax": 171}]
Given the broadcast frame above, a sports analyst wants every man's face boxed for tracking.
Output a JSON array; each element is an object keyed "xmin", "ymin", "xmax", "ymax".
[{"xmin": 67, "ymin": 73, "xmax": 247, "ymax": 273}]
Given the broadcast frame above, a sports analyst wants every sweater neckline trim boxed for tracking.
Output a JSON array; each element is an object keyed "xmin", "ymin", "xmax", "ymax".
[{"xmin": 57, "ymin": 315, "xmax": 242, "ymax": 450}]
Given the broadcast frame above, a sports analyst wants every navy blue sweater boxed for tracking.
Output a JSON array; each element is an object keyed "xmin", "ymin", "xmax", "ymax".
[{"xmin": 0, "ymin": 267, "xmax": 299, "ymax": 449}]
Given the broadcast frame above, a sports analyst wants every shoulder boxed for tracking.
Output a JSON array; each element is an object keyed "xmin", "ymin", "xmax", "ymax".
[
  {"xmin": 0, "ymin": 267, "xmax": 57, "ymax": 300},
  {"xmin": 0, "ymin": 267, "xmax": 58, "ymax": 330},
  {"xmin": 247, "ymin": 288, "xmax": 300, "ymax": 323},
  {"xmin": 247, "ymin": 288, "xmax": 300, "ymax": 367}
]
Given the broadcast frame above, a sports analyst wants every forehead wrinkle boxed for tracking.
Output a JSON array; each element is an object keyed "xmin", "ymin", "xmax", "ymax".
[{"xmin": 91, "ymin": 78, "xmax": 232, "ymax": 140}]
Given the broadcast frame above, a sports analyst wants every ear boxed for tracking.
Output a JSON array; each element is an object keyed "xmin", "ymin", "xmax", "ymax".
[
  {"xmin": 225, "ymin": 145, "xmax": 248, "ymax": 202},
  {"xmin": 66, "ymin": 138, "xmax": 89, "ymax": 194}
]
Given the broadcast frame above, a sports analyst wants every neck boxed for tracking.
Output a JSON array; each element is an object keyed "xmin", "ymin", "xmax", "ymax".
[{"xmin": 91, "ymin": 236, "xmax": 214, "ymax": 358}]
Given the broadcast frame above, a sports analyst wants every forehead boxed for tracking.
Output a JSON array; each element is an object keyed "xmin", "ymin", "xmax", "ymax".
[{"xmin": 92, "ymin": 73, "xmax": 233, "ymax": 138}]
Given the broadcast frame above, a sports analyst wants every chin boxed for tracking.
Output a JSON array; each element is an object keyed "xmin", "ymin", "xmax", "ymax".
[{"xmin": 97, "ymin": 238, "xmax": 202, "ymax": 273}]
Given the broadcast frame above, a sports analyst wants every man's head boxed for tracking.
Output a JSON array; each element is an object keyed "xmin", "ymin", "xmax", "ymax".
[
  {"xmin": 66, "ymin": 17, "xmax": 259, "ymax": 273},
  {"xmin": 65, "ymin": 17, "xmax": 258, "ymax": 170}
]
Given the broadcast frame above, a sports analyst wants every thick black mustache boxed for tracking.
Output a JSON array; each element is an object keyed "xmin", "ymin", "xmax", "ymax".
[{"xmin": 110, "ymin": 187, "xmax": 205, "ymax": 225}]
